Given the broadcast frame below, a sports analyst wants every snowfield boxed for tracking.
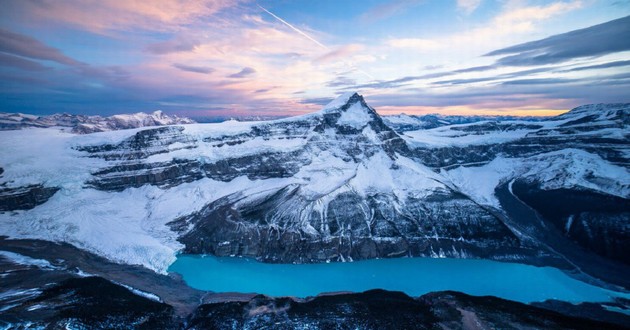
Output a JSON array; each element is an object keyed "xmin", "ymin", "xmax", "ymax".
[{"xmin": 0, "ymin": 95, "xmax": 628, "ymax": 273}]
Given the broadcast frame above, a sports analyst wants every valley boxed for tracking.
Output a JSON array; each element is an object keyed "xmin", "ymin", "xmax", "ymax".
[{"xmin": 1, "ymin": 93, "xmax": 629, "ymax": 328}]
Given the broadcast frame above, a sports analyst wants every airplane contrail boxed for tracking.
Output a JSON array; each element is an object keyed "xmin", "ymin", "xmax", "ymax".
[
  {"xmin": 257, "ymin": 4, "xmax": 329, "ymax": 50},
  {"xmin": 257, "ymin": 4, "xmax": 376, "ymax": 81}
]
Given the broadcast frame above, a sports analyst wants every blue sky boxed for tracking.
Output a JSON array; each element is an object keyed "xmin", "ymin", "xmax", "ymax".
[{"xmin": 1, "ymin": 0, "xmax": 629, "ymax": 118}]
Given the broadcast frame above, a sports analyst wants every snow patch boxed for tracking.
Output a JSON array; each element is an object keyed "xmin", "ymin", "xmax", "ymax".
[
  {"xmin": 337, "ymin": 102, "xmax": 371, "ymax": 129},
  {"xmin": 444, "ymin": 149, "xmax": 629, "ymax": 207},
  {"xmin": 322, "ymin": 92, "xmax": 357, "ymax": 111},
  {"xmin": 112, "ymin": 281, "xmax": 163, "ymax": 302},
  {"xmin": 443, "ymin": 157, "xmax": 516, "ymax": 207},
  {"xmin": 0, "ymin": 251, "xmax": 59, "ymax": 270}
]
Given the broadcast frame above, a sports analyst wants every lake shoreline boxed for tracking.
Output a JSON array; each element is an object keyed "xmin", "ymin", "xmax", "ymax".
[{"xmin": 2, "ymin": 237, "xmax": 629, "ymax": 328}]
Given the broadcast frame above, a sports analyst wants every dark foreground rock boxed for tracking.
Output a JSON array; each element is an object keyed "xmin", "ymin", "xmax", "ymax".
[
  {"xmin": 0, "ymin": 238, "xmax": 205, "ymax": 316},
  {"xmin": 186, "ymin": 290, "xmax": 629, "ymax": 330},
  {"xmin": 1, "ymin": 277, "xmax": 178, "ymax": 329},
  {"xmin": 4, "ymin": 278, "xmax": 628, "ymax": 329}
]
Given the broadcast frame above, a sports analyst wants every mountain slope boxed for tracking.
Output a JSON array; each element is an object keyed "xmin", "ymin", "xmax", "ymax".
[
  {"xmin": 0, "ymin": 110, "xmax": 195, "ymax": 133},
  {"xmin": 0, "ymin": 94, "xmax": 628, "ymax": 290}
]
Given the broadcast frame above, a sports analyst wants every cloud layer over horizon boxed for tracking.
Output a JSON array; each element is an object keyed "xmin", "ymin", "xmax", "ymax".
[{"xmin": 0, "ymin": 0, "xmax": 629, "ymax": 118}]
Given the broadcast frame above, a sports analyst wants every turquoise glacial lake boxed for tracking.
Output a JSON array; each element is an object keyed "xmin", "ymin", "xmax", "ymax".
[{"xmin": 169, "ymin": 255, "xmax": 628, "ymax": 303}]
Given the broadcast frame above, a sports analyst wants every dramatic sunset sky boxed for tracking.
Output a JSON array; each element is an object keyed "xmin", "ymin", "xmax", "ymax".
[{"xmin": 1, "ymin": 0, "xmax": 629, "ymax": 118}]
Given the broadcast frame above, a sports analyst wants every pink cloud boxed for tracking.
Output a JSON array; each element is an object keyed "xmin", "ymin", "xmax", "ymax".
[
  {"xmin": 13, "ymin": 0, "xmax": 245, "ymax": 32},
  {"xmin": 315, "ymin": 44, "xmax": 364, "ymax": 63},
  {"xmin": 0, "ymin": 28, "xmax": 83, "ymax": 66}
]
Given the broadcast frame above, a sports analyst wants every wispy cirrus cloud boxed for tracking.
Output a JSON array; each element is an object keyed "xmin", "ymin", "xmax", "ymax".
[
  {"xmin": 172, "ymin": 63, "xmax": 214, "ymax": 74},
  {"xmin": 315, "ymin": 44, "xmax": 364, "ymax": 63},
  {"xmin": 385, "ymin": 1, "xmax": 584, "ymax": 54},
  {"xmin": 0, "ymin": 28, "xmax": 83, "ymax": 66},
  {"xmin": 146, "ymin": 36, "xmax": 201, "ymax": 54},
  {"xmin": 486, "ymin": 15, "xmax": 630, "ymax": 66},
  {"xmin": 501, "ymin": 78, "xmax": 578, "ymax": 85},
  {"xmin": 432, "ymin": 67, "xmax": 555, "ymax": 86},
  {"xmin": 360, "ymin": 0, "xmax": 424, "ymax": 22},
  {"xmin": 376, "ymin": 14, "xmax": 630, "ymax": 93},
  {"xmin": 228, "ymin": 67, "xmax": 256, "ymax": 78},
  {"xmin": 299, "ymin": 97, "xmax": 333, "ymax": 106},
  {"xmin": 457, "ymin": 0, "xmax": 482, "ymax": 14},
  {"xmin": 326, "ymin": 76, "xmax": 357, "ymax": 88},
  {"xmin": 0, "ymin": 53, "xmax": 50, "ymax": 71},
  {"xmin": 385, "ymin": 38, "xmax": 441, "ymax": 52},
  {"xmin": 559, "ymin": 60, "xmax": 630, "ymax": 72}
]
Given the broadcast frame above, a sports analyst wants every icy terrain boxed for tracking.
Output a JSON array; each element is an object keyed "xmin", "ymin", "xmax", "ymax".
[
  {"xmin": 0, "ymin": 110, "xmax": 195, "ymax": 133},
  {"xmin": 0, "ymin": 93, "xmax": 628, "ymax": 275}
]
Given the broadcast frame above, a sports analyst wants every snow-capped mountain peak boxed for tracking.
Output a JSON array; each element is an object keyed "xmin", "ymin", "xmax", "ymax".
[
  {"xmin": 0, "ymin": 94, "xmax": 628, "ymax": 284},
  {"xmin": 321, "ymin": 93, "xmax": 379, "ymax": 130},
  {"xmin": 314, "ymin": 92, "xmax": 384, "ymax": 130},
  {"xmin": 321, "ymin": 92, "xmax": 362, "ymax": 111}
]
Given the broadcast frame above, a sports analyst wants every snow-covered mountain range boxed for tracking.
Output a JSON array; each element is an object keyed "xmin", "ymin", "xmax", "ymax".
[
  {"xmin": 0, "ymin": 93, "xmax": 628, "ymax": 289},
  {"xmin": 0, "ymin": 110, "xmax": 195, "ymax": 134},
  {"xmin": 382, "ymin": 113, "xmax": 547, "ymax": 132}
]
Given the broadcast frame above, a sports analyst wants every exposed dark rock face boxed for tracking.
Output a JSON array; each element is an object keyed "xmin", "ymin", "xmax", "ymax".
[
  {"xmin": 511, "ymin": 180, "xmax": 630, "ymax": 264},
  {"xmin": 203, "ymin": 150, "xmax": 310, "ymax": 182},
  {"xmin": 412, "ymin": 134, "xmax": 628, "ymax": 169},
  {"xmin": 76, "ymin": 126, "xmax": 197, "ymax": 161},
  {"xmin": 86, "ymin": 149, "xmax": 312, "ymax": 192},
  {"xmin": 79, "ymin": 126, "xmax": 202, "ymax": 191},
  {"xmin": 0, "ymin": 185, "xmax": 59, "ymax": 211},
  {"xmin": 87, "ymin": 159, "xmax": 205, "ymax": 192},
  {"xmin": 495, "ymin": 182, "xmax": 630, "ymax": 290},
  {"xmin": 171, "ymin": 186, "xmax": 535, "ymax": 264},
  {"xmin": 187, "ymin": 290, "xmax": 627, "ymax": 330}
]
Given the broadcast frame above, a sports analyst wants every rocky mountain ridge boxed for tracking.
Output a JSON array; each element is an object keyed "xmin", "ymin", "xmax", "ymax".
[
  {"xmin": 0, "ymin": 110, "xmax": 195, "ymax": 134},
  {"xmin": 382, "ymin": 113, "xmax": 549, "ymax": 132},
  {"xmin": 0, "ymin": 93, "xmax": 628, "ymax": 290}
]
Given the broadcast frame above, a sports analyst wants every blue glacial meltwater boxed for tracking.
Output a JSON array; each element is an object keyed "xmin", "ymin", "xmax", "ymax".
[{"xmin": 169, "ymin": 255, "xmax": 628, "ymax": 303}]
